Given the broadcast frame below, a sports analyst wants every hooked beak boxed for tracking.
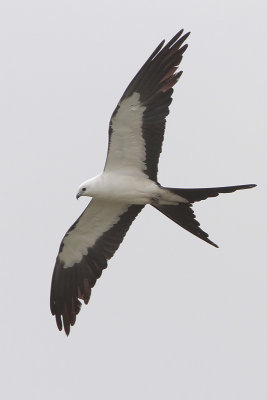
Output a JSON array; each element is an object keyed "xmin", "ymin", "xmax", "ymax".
[{"xmin": 76, "ymin": 193, "xmax": 81, "ymax": 200}]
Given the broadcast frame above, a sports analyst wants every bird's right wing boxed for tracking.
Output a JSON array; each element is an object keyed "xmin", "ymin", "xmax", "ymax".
[
  {"xmin": 50, "ymin": 200, "xmax": 143, "ymax": 335},
  {"xmin": 104, "ymin": 29, "xmax": 190, "ymax": 182}
]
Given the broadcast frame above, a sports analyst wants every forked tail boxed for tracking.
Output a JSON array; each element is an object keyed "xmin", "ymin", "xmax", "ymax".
[{"xmin": 153, "ymin": 184, "xmax": 256, "ymax": 247}]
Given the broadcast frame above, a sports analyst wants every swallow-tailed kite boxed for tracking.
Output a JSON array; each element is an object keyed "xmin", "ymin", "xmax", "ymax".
[{"xmin": 50, "ymin": 29, "xmax": 256, "ymax": 335}]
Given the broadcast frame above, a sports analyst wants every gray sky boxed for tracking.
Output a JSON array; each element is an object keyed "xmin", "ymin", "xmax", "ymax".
[{"xmin": 1, "ymin": 0, "xmax": 266, "ymax": 399}]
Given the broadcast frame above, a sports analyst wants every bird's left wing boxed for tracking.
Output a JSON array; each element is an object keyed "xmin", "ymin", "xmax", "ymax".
[
  {"xmin": 50, "ymin": 200, "xmax": 143, "ymax": 335},
  {"xmin": 104, "ymin": 29, "xmax": 190, "ymax": 182}
]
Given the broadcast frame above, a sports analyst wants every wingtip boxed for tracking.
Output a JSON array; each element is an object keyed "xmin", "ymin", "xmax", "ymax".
[
  {"xmin": 178, "ymin": 28, "xmax": 191, "ymax": 36},
  {"xmin": 56, "ymin": 315, "xmax": 63, "ymax": 331},
  {"xmin": 180, "ymin": 43, "xmax": 189, "ymax": 54},
  {"xmin": 183, "ymin": 31, "xmax": 191, "ymax": 39},
  {"xmin": 64, "ymin": 322, "xmax": 70, "ymax": 336}
]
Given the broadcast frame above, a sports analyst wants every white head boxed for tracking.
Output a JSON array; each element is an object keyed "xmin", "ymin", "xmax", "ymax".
[{"xmin": 76, "ymin": 176, "xmax": 99, "ymax": 199}]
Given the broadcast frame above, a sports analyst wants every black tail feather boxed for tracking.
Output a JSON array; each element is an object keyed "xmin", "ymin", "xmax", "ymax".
[
  {"xmin": 153, "ymin": 203, "xmax": 218, "ymax": 247},
  {"xmin": 166, "ymin": 184, "xmax": 256, "ymax": 203},
  {"xmin": 154, "ymin": 184, "xmax": 256, "ymax": 247}
]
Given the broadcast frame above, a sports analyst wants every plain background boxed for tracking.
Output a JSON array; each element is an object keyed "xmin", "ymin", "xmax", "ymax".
[{"xmin": 1, "ymin": 1, "xmax": 266, "ymax": 399}]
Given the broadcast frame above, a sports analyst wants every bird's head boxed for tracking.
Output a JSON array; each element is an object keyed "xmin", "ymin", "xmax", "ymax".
[
  {"xmin": 76, "ymin": 180, "xmax": 92, "ymax": 199},
  {"xmin": 76, "ymin": 176, "xmax": 99, "ymax": 199},
  {"xmin": 76, "ymin": 185, "xmax": 87, "ymax": 199}
]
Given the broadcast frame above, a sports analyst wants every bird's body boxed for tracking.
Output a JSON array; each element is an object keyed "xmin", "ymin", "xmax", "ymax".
[
  {"xmin": 50, "ymin": 29, "xmax": 256, "ymax": 335},
  {"xmin": 78, "ymin": 173, "xmax": 188, "ymax": 205}
]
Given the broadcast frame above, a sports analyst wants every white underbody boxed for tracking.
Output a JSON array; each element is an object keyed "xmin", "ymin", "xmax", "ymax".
[{"xmin": 78, "ymin": 172, "xmax": 187, "ymax": 205}]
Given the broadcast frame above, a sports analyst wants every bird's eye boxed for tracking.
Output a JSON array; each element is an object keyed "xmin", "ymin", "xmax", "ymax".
[{"xmin": 82, "ymin": 188, "xmax": 86, "ymax": 191}]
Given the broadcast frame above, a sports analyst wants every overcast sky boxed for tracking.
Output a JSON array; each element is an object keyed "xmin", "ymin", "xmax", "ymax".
[{"xmin": 1, "ymin": 1, "xmax": 266, "ymax": 399}]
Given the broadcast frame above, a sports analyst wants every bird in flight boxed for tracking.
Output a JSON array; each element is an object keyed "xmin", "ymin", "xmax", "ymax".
[{"xmin": 50, "ymin": 29, "xmax": 256, "ymax": 335}]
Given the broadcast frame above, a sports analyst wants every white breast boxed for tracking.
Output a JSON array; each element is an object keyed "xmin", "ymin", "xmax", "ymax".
[{"xmin": 87, "ymin": 172, "xmax": 159, "ymax": 204}]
